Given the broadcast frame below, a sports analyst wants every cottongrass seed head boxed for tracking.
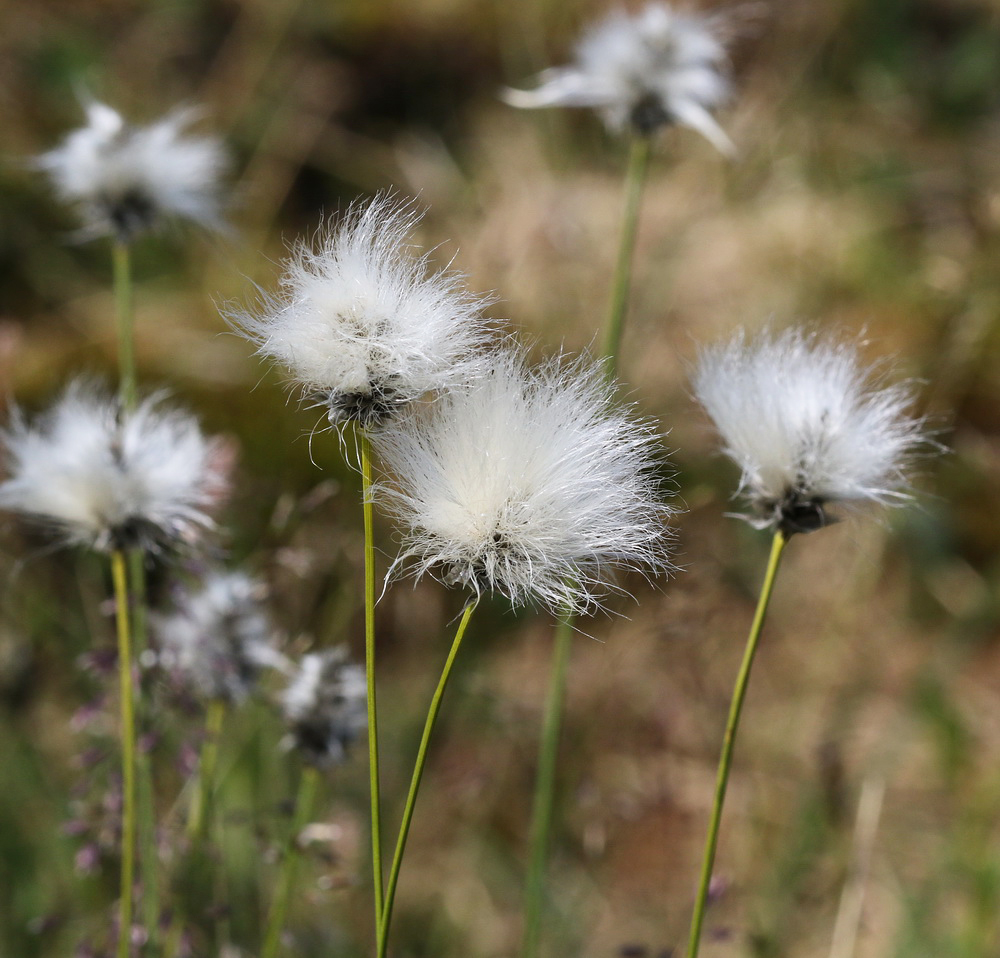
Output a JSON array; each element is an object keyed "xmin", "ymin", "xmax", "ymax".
[
  {"xmin": 281, "ymin": 647, "xmax": 366, "ymax": 767},
  {"xmin": 372, "ymin": 349, "xmax": 677, "ymax": 615},
  {"xmin": 693, "ymin": 327, "xmax": 932, "ymax": 535},
  {"xmin": 155, "ymin": 571, "xmax": 277, "ymax": 704},
  {"xmin": 0, "ymin": 381, "xmax": 227, "ymax": 553},
  {"xmin": 502, "ymin": 2, "xmax": 733, "ymax": 152},
  {"xmin": 230, "ymin": 194, "xmax": 495, "ymax": 431},
  {"xmin": 37, "ymin": 99, "xmax": 228, "ymax": 242}
]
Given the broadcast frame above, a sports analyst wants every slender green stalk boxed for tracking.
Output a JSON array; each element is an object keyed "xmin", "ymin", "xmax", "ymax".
[
  {"xmin": 685, "ymin": 530, "xmax": 788, "ymax": 958},
  {"xmin": 111, "ymin": 549, "xmax": 137, "ymax": 958},
  {"xmin": 187, "ymin": 699, "xmax": 227, "ymax": 840},
  {"xmin": 601, "ymin": 135, "xmax": 652, "ymax": 379},
  {"xmin": 260, "ymin": 765, "xmax": 320, "ymax": 958},
  {"xmin": 112, "ymin": 240, "xmax": 137, "ymax": 411},
  {"xmin": 521, "ymin": 610, "xmax": 574, "ymax": 958},
  {"xmin": 360, "ymin": 430, "xmax": 384, "ymax": 927},
  {"xmin": 377, "ymin": 602, "xmax": 478, "ymax": 958}
]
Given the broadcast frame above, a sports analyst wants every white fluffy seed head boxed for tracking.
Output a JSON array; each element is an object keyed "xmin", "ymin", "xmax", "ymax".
[
  {"xmin": 693, "ymin": 327, "xmax": 932, "ymax": 534},
  {"xmin": 230, "ymin": 194, "xmax": 495, "ymax": 430},
  {"xmin": 502, "ymin": 2, "xmax": 733, "ymax": 152},
  {"xmin": 281, "ymin": 647, "xmax": 366, "ymax": 767},
  {"xmin": 372, "ymin": 349, "xmax": 677, "ymax": 614},
  {"xmin": 155, "ymin": 571, "xmax": 275, "ymax": 703},
  {"xmin": 0, "ymin": 381, "xmax": 227, "ymax": 553},
  {"xmin": 37, "ymin": 100, "xmax": 228, "ymax": 241}
]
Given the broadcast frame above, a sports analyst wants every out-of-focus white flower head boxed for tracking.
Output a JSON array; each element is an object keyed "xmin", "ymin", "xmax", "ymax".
[
  {"xmin": 0, "ymin": 381, "xmax": 227, "ymax": 553},
  {"xmin": 503, "ymin": 2, "xmax": 733, "ymax": 152},
  {"xmin": 231, "ymin": 194, "xmax": 495, "ymax": 431},
  {"xmin": 693, "ymin": 327, "xmax": 932, "ymax": 535},
  {"xmin": 281, "ymin": 647, "xmax": 366, "ymax": 767},
  {"xmin": 372, "ymin": 349, "xmax": 676, "ymax": 614},
  {"xmin": 156, "ymin": 571, "xmax": 279, "ymax": 703},
  {"xmin": 38, "ymin": 100, "xmax": 228, "ymax": 242}
]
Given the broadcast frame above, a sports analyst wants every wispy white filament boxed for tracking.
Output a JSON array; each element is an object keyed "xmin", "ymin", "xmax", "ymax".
[
  {"xmin": 693, "ymin": 327, "xmax": 931, "ymax": 533},
  {"xmin": 230, "ymin": 194, "xmax": 495, "ymax": 429},
  {"xmin": 281, "ymin": 647, "xmax": 367, "ymax": 766},
  {"xmin": 503, "ymin": 2, "xmax": 732, "ymax": 151},
  {"xmin": 373, "ymin": 349, "xmax": 676, "ymax": 614},
  {"xmin": 0, "ymin": 381, "xmax": 226, "ymax": 552},
  {"xmin": 38, "ymin": 100, "xmax": 228, "ymax": 241},
  {"xmin": 156, "ymin": 571, "xmax": 277, "ymax": 703}
]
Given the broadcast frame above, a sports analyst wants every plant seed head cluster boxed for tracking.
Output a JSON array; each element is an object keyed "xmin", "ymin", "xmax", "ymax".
[
  {"xmin": 693, "ymin": 327, "xmax": 930, "ymax": 535},
  {"xmin": 503, "ymin": 2, "xmax": 732, "ymax": 151},
  {"xmin": 0, "ymin": 381, "xmax": 227, "ymax": 553},
  {"xmin": 373, "ymin": 349, "xmax": 676, "ymax": 614},
  {"xmin": 230, "ymin": 194, "xmax": 496, "ymax": 431},
  {"xmin": 37, "ymin": 100, "xmax": 228, "ymax": 242}
]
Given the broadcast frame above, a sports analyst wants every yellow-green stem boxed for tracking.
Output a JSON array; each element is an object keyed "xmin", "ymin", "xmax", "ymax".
[
  {"xmin": 521, "ymin": 610, "xmax": 574, "ymax": 958},
  {"xmin": 377, "ymin": 602, "xmax": 478, "ymax": 958},
  {"xmin": 187, "ymin": 699, "xmax": 227, "ymax": 841},
  {"xmin": 260, "ymin": 765, "xmax": 320, "ymax": 958},
  {"xmin": 111, "ymin": 549, "xmax": 137, "ymax": 958},
  {"xmin": 685, "ymin": 530, "xmax": 788, "ymax": 958},
  {"xmin": 601, "ymin": 135, "xmax": 652, "ymax": 379},
  {"xmin": 112, "ymin": 241, "xmax": 137, "ymax": 411},
  {"xmin": 360, "ymin": 430, "xmax": 384, "ymax": 927}
]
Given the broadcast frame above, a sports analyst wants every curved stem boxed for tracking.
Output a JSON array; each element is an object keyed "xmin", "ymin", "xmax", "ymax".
[
  {"xmin": 260, "ymin": 765, "xmax": 320, "ymax": 958},
  {"xmin": 111, "ymin": 549, "xmax": 137, "ymax": 958},
  {"xmin": 377, "ymin": 602, "xmax": 478, "ymax": 958},
  {"xmin": 187, "ymin": 699, "xmax": 227, "ymax": 841},
  {"xmin": 685, "ymin": 530, "xmax": 788, "ymax": 958},
  {"xmin": 521, "ymin": 610, "xmax": 574, "ymax": 958},
  {"xmin": 112, "ymin": 241, "xmax": 137, "ymax": 411},
  {"xmin": 601, "ymin": 135, "xmax": 652, "ymax": 379},
  {"xmin": 360, "ymin": 430, "xmax": 384, "ymax": 927}
]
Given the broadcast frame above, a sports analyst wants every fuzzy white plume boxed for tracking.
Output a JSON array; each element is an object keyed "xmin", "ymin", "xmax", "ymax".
[
  {"xmin": 38, "ymin": 100, "xmax": 228, "ymax": 241},
  {"xmin": 693, "ymin": 327, "xmax": 932, "ymax": 534},
  {"xmin": 156, "ymin": 571, "xmax": 277, "ymax": 703},
  {"xmin": 0, "ymin": 381, "xmax": 226, "ymax": 552},
  {"xmin": 373, "ymin": 349, "xmax": 676, "ymax": 614},
  {"xmin": 281, "ymin": 647, "xmax": 366, "ymax": 767},
  {"xmin": 502, "ymin": 3, "xmax": 733, "ymax": 151},
  {"xmin": 230, "ymin": 195, "xmax": 495, "ymax": 429}
]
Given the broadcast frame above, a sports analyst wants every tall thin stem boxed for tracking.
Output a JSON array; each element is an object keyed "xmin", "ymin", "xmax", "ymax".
[
  {"xmin": 601, "ymin": 135, "xmax": 652, "ymax": 379},
  {"xmin": 112, "ymin": 240, "xmax": 137, "ymax": 411},
  {"xmin": 521, "ymin": 610, "xmax": 574, "ymax": 958},
  {"xmin": 111, "ymin": 549, "xmax": 137, "ymax": 958},
  {"xmin": 360, "ymin": 430, "xmax": 384, "ymax": 927},
  {"xmin": 187, "ymin": 699, "xmax": 227, "ymax": 841},
  {"xmin": 377, "ymin": 602, "xmax": 478, "ymax": 958},
  {"xmin": 260, "ymin": 765, "xmax": 320, "ymax": 958},
  {"xmin": 685, "ymin": 530, "xmax": 788, "ymax": 958}
]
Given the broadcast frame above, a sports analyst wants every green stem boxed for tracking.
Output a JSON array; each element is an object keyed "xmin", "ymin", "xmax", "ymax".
[
  {"xmin": 377, "ymin": 602, "xmax": 478, "ymax": 958},
  {"xmin": 188, "ymin": 699, "xmax": 227, "ymax": 841},
  {"xmin": 112, "ymin": 240, "xmax": 137, "ymax": 411},
  {"xmin": 111, "ymin": 549, "xmax": 137, "ymax": 958},
  {"xmin": 521, "ymin": 610, "xmax": 574, "ymax": 958},
  {"xmin": 260, "ymin": 765, "xmax": 320, "ymax": 958},
  {"xmin": 601, "ymin": 135, "xmax": 652, "ymax": 379},
  {"xmin": 685, "ymin": 530, "xmax": 788, "ymax": 958},
  {"xmin": 360, "ymin": 430, "xmax": 384, "ymax": 927}
]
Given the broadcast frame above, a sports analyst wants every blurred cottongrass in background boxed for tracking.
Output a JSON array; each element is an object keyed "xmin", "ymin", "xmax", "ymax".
[{"xmin": 2, "ymin": 1, "xmax": 1000, "ymax": 957}]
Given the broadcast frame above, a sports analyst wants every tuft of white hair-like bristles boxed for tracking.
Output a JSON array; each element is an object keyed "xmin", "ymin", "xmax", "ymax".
[
  {"xmin": 155, "ymin": 571, "xmax": 277, "ymax": 704},
  {"xmin": 372, "ymin": 348, "xmax": 677, "ymax": 615},
  {"xmin": 0, "ymin": 381, "xmax": 227, "ymax": 553},
  {"xmin": 38, "ymin": 100, "xmax": 228, "ymax": 242},
  {"xmin": 693, "ymin": 327, "xmax": 932, "ymax": 535},
  {"xmin": 502, "ymin": 2, "xmax": 733, "ymax": 152},
  {"xmin": 228, "ymin": 194, "xmax": 496, "ymax": 430},
  {"xmin": 281, "ymin": 647, "xmax": 366, "ymax": 767}
]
